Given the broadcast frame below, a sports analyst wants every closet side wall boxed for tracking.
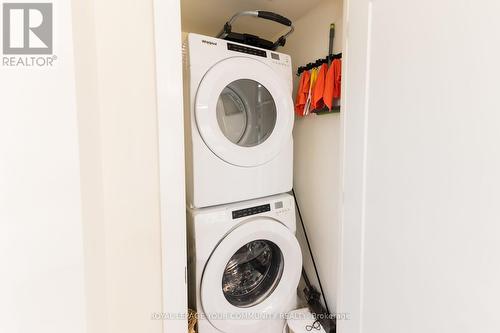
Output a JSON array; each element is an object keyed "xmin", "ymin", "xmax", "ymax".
[
  {"xmin": 93, "ymin": 0, "xmax": 163, "ymax": 331},
  {"xmin": 279, "ymin": 0, "xmax": 344, "ymax": 311},
  {"xmin": 73, "ymin": 0, "xmax": 164, "ymax": 331}
]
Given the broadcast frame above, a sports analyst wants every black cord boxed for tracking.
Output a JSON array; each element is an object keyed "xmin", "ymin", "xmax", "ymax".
[
  {"xmin": 292, "ymin": 188, "xmax": 331, "ymax": 315},
  {"xmin": 306, "ymin": 319, "xmax": 322, "ymax": 331}
]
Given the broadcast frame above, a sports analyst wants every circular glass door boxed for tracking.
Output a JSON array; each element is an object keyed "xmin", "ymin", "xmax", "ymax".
[
  {"xmin": 195, "ymin": 57, "xmax": 294, "ymax": 167},
  {"xmin": 216, "ymin": 80, "xmax": 277, "ymax": 147},
  {"xmin": 200, "ymin": 218, "xmax": 302, "ymax": 332},
  {"xmin": 222, "ymin": 240, "xmax": 284, "ymax": 308}
]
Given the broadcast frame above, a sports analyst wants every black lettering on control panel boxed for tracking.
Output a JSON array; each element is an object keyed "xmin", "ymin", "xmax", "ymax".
[
  {"xmin": 232, "ymin": 204, "xmax": 271, "ymax": 219},
  {"xmin": 227, "ymin": 43, "xmax": 267, "ymax": 58}
]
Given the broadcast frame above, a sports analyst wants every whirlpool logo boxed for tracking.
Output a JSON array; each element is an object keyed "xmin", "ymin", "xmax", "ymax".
[
  {"xmin": 202, "ymin": 39, "xmax": 217, "ymax": 46},
  {"xmin": 2, "ymin": 2, "xmax": 57, "ymax": 67}
]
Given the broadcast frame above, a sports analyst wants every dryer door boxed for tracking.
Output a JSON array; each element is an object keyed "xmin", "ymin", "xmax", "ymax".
[
  {"xmin": 201, "ymin": 218, "xmax": 302, "ymax": 332},
  {"xmin": 195, "ymin": 57, "xmax": 294, "ymax": 167}
]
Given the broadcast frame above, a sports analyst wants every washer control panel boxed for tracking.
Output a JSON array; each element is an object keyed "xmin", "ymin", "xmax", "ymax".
[
  {"xmin": 232, "ymin": 204, "xmax": 271, "ymax": 219},
  {"xmin": 275, "ymin": 199, "xmax": 292, "ymax": 215}
]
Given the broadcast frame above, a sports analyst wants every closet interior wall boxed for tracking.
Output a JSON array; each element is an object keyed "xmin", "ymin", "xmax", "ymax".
[{"xmin": 278, "ymin": 0, "xmax": 344, "ymax": 311}]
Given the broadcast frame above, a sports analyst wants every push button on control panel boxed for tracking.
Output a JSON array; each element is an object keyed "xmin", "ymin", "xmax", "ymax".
[{"xmin": 232, "ymin": 204, "xmax": 271, "ymax": 219}]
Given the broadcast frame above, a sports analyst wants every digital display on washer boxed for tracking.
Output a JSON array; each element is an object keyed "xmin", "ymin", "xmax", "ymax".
[
  {"xmin": 227, "ymin": 43, "xmax": 267, "ymax": 58},
  {"xmin": 232, "ymin": 204, "xmax": 271, "ymax": 219},
  {"xmin": 271, "ymin": 53, "xmax": 280, "ymax": 60}
]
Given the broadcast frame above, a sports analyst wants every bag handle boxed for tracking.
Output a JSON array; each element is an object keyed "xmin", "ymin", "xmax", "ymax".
[{"xmin": 257, "ymin": 11, "xmax": 292, "ymax": 26}]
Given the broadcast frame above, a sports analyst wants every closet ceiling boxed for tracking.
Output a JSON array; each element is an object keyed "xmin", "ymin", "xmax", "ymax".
[{"xmin": 181, "ymin": 0, "xmax": 324, "ymax": 37}]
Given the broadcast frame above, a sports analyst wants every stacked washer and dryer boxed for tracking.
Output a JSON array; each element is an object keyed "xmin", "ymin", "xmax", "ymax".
[{"xmin": 184, "ymin": 33, "xmax": 302, "ymax": 333}]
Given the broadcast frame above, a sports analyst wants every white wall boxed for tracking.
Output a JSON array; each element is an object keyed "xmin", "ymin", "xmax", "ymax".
[
  {"xmin": 92, "ymin": 0, "xmax": 164, "ymax": 330},
  {"xmin": 0, "ymin": 1, "xmax": 86, "ymax": 332},
  {"xmin": 154, "ymin": 0, "xmax": 188, "ymax": 332},
  {"xmin": 1, "ymin": 0, "xmax": 184, "ymax": 332},
  {"xmin": 71, "ymin": 0, "xmax": 107, "ymax": 331},
  {"xmin": 72, "ymin": 0, "xmax": 186, "ymax": 331},
  {"xmin": 340, "ymin": 0, "xmax": 500, "ymax": 332},
  {"xmin": 279, "ymin": 0, "xmax": 344, "ymax": 311}
]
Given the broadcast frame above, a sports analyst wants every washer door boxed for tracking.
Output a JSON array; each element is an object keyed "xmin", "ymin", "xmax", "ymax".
[
  {"xmin": 195, "ymin": 57, "xmax": 294, "ymax": 167},
  {"xmin": 201, "ymin": 218, "xmax": 302, "ymax": 332}
]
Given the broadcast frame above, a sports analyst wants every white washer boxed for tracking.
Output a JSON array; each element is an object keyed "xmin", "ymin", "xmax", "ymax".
[
  {"xmin": 187, "ymin": 193, "xmax": 302, "ymax": 333},
  {"xmin": 184, "ymin": 33, "xmax": 295, "ymax": 208}
]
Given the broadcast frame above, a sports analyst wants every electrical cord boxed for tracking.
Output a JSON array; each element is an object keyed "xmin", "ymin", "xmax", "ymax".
[
  {"xmin": 291, "ymin": 188, "xmax": 331, "ymax": 315},
  {"xmin": 306, "ymin": 319, "xmax": 322, "ymax": 331}
]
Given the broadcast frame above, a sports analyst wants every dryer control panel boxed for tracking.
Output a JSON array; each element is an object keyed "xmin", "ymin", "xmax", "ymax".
[
  {"xmin": 226, "ymin": 43, "xmax": 290, "ymax": 67},
  {"xmin": 227, "ymin": 43, "xmax": 267, "ymax": 58}
]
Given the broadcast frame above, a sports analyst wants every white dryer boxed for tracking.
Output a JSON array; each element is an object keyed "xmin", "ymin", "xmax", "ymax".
[
  {"xmin": 184, "ymin": 33, "xmax": 295, "ymax": 208},
  {"xmin": 187, "ymin": 193, "xmax": 302, "ymax": 333}
]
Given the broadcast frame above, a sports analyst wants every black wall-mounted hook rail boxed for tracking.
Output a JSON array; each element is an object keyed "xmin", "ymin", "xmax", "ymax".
[{"xmin": 296, "ymin": 53, "xmax": 342, "ymax": 76}]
